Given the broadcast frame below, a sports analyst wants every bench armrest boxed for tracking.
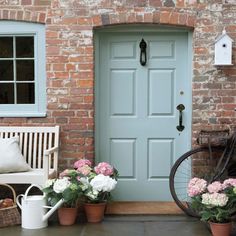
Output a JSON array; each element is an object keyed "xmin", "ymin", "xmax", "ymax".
[
  {"xmin": 44, "ymin": 146, "xmax": 59, "ymax": 156},
  {"xmin": 43, "ymin": 146, "xmax": 59, "ymax": 182}
]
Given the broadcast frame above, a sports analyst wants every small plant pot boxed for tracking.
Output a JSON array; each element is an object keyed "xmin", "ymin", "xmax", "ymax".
[
  {"xmin": 84, "ymin": 202, "xmax": 106, "ymax": 223},
  {"xmin": 209, "ymin": 221, "xmax": 232, "ymax": 236},
  {"xmin": 57, "ymin": 207, "xmax": 77, "ymax": 226}
]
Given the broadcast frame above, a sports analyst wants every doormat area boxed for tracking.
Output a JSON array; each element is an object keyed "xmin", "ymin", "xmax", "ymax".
[{"xmin": 105, "ymin": 202, "xmax": 184, "ymax": 215}]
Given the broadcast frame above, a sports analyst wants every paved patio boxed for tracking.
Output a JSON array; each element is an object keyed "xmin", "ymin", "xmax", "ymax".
[{"xmin": 0, "ymin": 215, "xmax": 213, "ymax": 236}]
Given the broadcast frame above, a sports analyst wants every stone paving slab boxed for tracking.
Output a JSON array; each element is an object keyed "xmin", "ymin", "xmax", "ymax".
[{"xmin": 0, "ymin": 215, "xmax": 213, "ymax": 236}]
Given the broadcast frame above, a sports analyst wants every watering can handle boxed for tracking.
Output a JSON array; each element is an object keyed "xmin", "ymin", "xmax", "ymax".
[
  {"xmin": 16, "ymin": 194, "xmax": 24, "ymax": 209},
  {"xmin": 24, "ymin": 184, "xmax": 45, "ymax": 200}
]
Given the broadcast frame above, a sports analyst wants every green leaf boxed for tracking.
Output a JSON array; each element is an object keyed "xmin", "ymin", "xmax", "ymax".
[{"xmin": 201, "ymin": 211, "xmax": 212, "ymax": 222}]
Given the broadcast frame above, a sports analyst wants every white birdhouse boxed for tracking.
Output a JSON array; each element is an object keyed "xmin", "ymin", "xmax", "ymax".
[{"xmin": 214, "ymin": 30, "xmax": 234, "ymax": 66}]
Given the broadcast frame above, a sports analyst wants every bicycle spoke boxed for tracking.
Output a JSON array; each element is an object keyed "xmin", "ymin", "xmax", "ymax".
[{"xmin": 169, "ymin": 146, "xmax": 224, "ymax": 217}]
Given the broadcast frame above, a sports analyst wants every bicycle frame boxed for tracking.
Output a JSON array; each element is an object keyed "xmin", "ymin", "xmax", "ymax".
[{"xmin": 211, "ymin": 131, "xmax": 236, "ymax": 182}]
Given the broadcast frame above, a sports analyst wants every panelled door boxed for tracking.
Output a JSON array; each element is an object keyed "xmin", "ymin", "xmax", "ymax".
[{"xmin": 96, "ymin": 31, "xmax": 191, "ymax": 201}]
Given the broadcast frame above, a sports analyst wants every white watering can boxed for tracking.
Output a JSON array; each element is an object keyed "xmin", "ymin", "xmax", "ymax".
[{"xmin": 16, "ymin": 184, "xmax": 64, "ymax": 229}]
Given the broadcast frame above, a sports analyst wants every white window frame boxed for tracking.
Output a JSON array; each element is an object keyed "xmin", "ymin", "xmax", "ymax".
[{"xmin": 0, "ymin": 21, "xmax": 46, "ymax": 117}]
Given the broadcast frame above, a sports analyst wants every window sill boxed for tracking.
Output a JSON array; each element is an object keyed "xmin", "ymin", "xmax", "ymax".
[{"xmin": 0, "ymin": 112, "xmax": 47, "ymax": 117}]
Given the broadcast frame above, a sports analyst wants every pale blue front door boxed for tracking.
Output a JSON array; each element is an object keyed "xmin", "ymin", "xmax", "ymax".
[{"xmin": 95, "ymin": 30, "xmax": 192, "ymax": 201}]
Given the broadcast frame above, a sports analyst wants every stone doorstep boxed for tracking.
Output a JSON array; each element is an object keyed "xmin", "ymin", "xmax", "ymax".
[{"xmin": 105, "ymin": 202, "xmax": 184, "ymax": 215}]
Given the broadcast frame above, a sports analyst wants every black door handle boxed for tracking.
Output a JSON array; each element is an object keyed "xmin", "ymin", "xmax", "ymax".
[
  {"xmin": 139, "ymin": 38, "xmax": 147, "ymax": 66},
  {"xmin": 176, "ymin": 104, "xmax": 185, "ymax": 132}
]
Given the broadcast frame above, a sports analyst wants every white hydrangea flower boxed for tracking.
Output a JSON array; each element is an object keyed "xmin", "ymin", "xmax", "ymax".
[
  {"xmin": 90, "ymin": 174, "xmax": 117, "ymax": 192},
  {"xmin": 202, "ymin": 192, "xmax": 228, "ymax": 207},
  {"xmin": 45, "ymin": 179, "xmax": 55, "ymax": 188},
  {"xmin": 86, "ymin": 190, "xmax": 99, "ymax": 200},
  {"xmin": 53, "ymin": 177, "xmax": 71, "ymax": 193},
  {"xmin": 79, "ymin": 177, "xmax": 90, "ymax": 191},
  {"xmin": 80, "ymin": 177, "xmax": 89, "ymax": 185}
]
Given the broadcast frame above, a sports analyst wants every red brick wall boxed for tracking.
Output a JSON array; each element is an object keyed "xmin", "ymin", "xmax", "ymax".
[{"xmin": 0, "ymin": 0, "xmax": 235, "ymax": 170}]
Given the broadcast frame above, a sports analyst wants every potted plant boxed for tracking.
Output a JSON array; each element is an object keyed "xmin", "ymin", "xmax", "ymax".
[
  {"xmin": 74, "ymin": 159, "xmax": 118, "ymax": 223},
  {"xmin": 187, "ymin": 177, "xmax": 236, "ymax": 236},
  {"xmin": 43, "ymin": 170, "xmax": 82, "ymax": 225}
]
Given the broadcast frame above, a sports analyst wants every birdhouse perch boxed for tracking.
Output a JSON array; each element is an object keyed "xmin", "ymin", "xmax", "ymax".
[{"xmin": 214, "ymin": 30, "xmax": 234, "ymax": 66}]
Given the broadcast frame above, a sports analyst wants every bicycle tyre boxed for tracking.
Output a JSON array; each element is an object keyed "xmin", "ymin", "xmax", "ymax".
[{"xmin": 169, "ymin": 146, "xmax": 224, "ymax": 217}]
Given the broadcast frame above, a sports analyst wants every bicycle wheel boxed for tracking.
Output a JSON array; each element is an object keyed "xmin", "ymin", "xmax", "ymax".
[{"xmin": 169, "ymin": 146, "xmax": 225, "ymax": 217}]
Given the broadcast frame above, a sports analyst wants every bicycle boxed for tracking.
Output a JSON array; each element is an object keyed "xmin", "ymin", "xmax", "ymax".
[{"xmin": 169, "ymin": 129, "xmax": 236, "ymax": 217}]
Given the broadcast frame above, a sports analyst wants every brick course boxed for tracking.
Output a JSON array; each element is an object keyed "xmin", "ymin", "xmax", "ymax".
[{"xmin": 0, "ymin": 0, "xmax": 235, "ymax": 170}]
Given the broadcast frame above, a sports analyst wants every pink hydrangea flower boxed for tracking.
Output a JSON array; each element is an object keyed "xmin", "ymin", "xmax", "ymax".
[
  {"xmin": 207, "ymin": 181, "xmax": 223, "ymax": 193},
  {"xmin": 94, "ymin": 162, "xmax": 114, "ymax": 176},
  {"xmin": 77, "ymin": 165, "xmax": 92, "ymax": 176},
  {"xmin": 223, "ymin": 178, "xmax": 236, "ymax": 189},
  {"xmin": 188, "ymin": 177, "xmax": 207, "ymax": 197},
  {"xmin": 74, "ymin": 159, "xmax": 92, "ymax": 169},
  {"xmin": 59, "ymin": 169, "xmax": 70, "ymax": 178}
]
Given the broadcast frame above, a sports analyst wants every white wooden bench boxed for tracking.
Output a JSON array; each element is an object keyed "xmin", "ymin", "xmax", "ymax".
[{"xmin": 0, "ymin": 126, "xmax": 60, "ymax": 185}]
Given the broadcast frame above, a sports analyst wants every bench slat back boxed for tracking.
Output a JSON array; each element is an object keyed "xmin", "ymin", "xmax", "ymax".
[{"xmin": 0, "ymin": 126, "xmax": 60, "ymax": 169}]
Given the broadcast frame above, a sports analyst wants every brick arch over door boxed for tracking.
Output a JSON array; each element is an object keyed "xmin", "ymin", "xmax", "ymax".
[
  {"xmin": 0, "ymin": 9, "xmax": 46, "ymax": 23},
  {"xmin": 92, "ymin": 10, "xmax": 196, "ymax": 28}
]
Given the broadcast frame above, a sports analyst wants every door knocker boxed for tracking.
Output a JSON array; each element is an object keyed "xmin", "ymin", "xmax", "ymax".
[{"xmin": 139, "ymin": 38, "xmax": 147, "ymax": 66}]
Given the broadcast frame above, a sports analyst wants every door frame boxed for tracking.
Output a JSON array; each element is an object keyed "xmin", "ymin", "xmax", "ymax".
[{"xmin": 94, "ymin": 24, "xmax": 193, "ymax": 169}]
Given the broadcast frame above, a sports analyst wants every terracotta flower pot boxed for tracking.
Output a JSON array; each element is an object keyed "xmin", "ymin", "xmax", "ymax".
[
  {"xmin": 209, "ymin": 221, "xmax": 232, "ymax": 236},
  {"xmin": 84, "ymin": 202, "xmax": 106, "ymax": 223},
  {"xmin": 57, "ymin": 207, "xmax": 77, "ymax": 226}
]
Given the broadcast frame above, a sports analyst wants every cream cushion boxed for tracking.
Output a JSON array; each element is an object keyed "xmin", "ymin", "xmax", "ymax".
[{"xmin": 0, "ymin": 136, "xmax": 31, "ymax": 173}]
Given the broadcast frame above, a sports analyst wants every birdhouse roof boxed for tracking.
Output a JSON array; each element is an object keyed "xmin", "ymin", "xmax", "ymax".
[{"xmin": 215, "ymin": 31, "xmax": 234, "ymax": 43}]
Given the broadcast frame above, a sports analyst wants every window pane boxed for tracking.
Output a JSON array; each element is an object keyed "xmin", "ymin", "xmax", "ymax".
[
  {"xmin": 16, "ymin": 60, "xmax": 34, "ymax": 81},
  {"xmin": 16, "ymin": 37, "xmax": 34, "ymax": 58},
  {"xmin": 0, "ymin": 83, "xmax": 14, "ymax": 104},
  {"xmin": 0, "ymin": 61, "xmax": 13, "ymax": 81},
  {"xmin": 17, "ymin": 83, "xmax": 34, "ymax": 104},
  {"xmin": 0, "ymin": 37, "xmax": 13, "ymax": 58}
]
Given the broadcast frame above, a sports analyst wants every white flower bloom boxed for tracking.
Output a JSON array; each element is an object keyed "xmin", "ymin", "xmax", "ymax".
[
  {"xmin": 80, "ymin": 177, "xmax": 89, "ymax": 185},
  {"xmin": 81, "ymin": 185, "xmax": 88, "ymax": 191},
  {"xmin": 86, "ymin": 190, "xmax": 98, "ymax": 200},
  {"xmin": 93, "ymin": 190, "xmax": 99, "ymax": 196},
  {"xmin": 45, "ymin": 179, "xmax": 55, "ymax": 188},
  {"xmin": 79, "ymin": 177, "xmax": 90, "ymax": 191},
  {"xmin": 53, "ymin": 177, "xmax": 71, "ymax": 193},
  {"xmin": 90, "ymin": 174, "xmax": 117, "ymax": 192},
  {"xmin": 202, "ymin": 192, "xmax": 228, "ymax": 207}
]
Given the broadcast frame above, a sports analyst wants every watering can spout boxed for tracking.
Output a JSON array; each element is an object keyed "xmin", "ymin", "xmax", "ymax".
[{"xmin": 43, "ymin": 199, "xmax": 64, "ymax": 222}]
